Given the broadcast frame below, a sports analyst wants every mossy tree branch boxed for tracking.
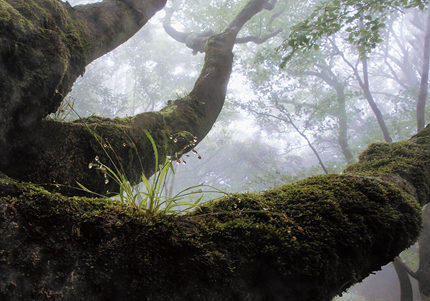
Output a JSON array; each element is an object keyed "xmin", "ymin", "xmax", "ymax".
[
  {"xmin": 0, "ymin": 0, "xmax": 166, "ymax": 165},
  {"xmin": 0, "ymin": 127, "xmax": 430, "ymax": 300},
  {"xmin": 1, "ymin": 0, "xmax": 430, "ymax": 299},
  {"xmin": 1, "ymin": 0, "xmax": 277, "ymax": 195}
]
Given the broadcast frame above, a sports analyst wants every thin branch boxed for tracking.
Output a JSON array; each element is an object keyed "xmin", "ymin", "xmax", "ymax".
[
  {"xmin": 246, "ymin": 99, "xmax": 329, "ymax": 175},
  {"xmin": 236, "ymin": 28, "xmax": 283, "ymax": 44},
  {"xmin": 267, "ymin": 6, "xmax": 286, "ymax": 26},
  {"xmin": 163, "ymin": 0, "xmax": 281, "ymax": 54}
]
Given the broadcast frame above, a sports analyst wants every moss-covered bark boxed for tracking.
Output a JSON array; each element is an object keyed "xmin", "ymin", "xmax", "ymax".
[
  {"xmin": 2, "ymin": 0, "xmax": 430, "ymax": 299},
  {"xmin": 1, "ymin": 0, "xmax": 275, "ymax": 196},
  {"xmin": 0, "ymin": 127, "xmax": 429, "ymax": 300},
  {"xmin": 0, "ymin": 0, "xmax": 166, "ymax": 174}
]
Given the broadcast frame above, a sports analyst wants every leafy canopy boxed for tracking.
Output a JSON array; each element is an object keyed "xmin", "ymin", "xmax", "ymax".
[{"xmin": 278, "ymin": 0, "xmax": 427, "ymax": 66}]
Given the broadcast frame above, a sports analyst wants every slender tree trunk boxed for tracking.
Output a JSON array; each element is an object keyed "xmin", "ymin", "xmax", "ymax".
[
  {"xmin": 395, "ymin": 205, "xmax": 430, "ymax": 301},
  {"xmin": 361, "ymin": 59, "xmax": 393, "ymax": 143},
  {"xmin": 393, "ymin": 257, "xmax": 414, "ymax": 301},
  {"xmin": 417, "ymin": 9, "xmax": 430, "ymax": 133},
  {"xmin": 301, "ymin": 68, "xmax": 354, "ymax": 164},
  {"xmin": 335, "ymin": 39, "xmax": 393, "ymax": 144},
  {"xmin": 334, "ymin": 84, "xmax": 354, "ymax": 164},
  {"xmin": 353, "ymin": 20, "xmax": 392, "ymax": 142}
]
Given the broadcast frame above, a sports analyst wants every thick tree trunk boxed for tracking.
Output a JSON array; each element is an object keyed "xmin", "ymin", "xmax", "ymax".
[
  {"xmin": 0, "ymin": 0, "xmax": 166, "ymax": 166},
  {"xmin": 1, "ymin": 1, "xmax": 430, "ymax": 300},
  {"xmin": 0, "ymin": 0, "xmax": 274, "ymax": 196}
]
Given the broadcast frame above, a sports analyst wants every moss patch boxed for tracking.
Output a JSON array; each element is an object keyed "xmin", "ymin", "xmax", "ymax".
[
  {"xmin": 344, "ymin": 127, "xmax": 430, "ymax": 205},
  {"xmin": 0, "ymin": 0, "xmax": 90, "ymax": 169},
  {"xmin": 0, "ymin": 173, "xmax": 422, "ymax": 300}
]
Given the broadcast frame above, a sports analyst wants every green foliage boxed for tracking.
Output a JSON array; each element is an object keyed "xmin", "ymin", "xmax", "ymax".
[
  {"xmin": 45, "ymin": 94, "xmax": 76, "ymax": 122},
  {"xmin": 278, "ymin": 0, "xmax": 426, "ymax": 65},
  {"xmin": 78, "ymin": 129, "xmax": 224, "ymax": 216}
]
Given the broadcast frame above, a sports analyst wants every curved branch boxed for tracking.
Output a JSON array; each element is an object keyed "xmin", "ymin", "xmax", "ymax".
[
  {"xmin": 0, "ymin": 0, "xmax": 166, "ymax": 173},
  {"xmin": 1, "ymin": 0, "xmax": 272, "ymax": 196},
  {"xmin": 162, "ymin": 6, "xmax": 188, "ymax": 43},
  {"xmin": 274, "ymin": 103, "xmax": 329, "ymax": 174},
  {"xmin": 2, "ymin": 126, "xmax": 430, "ymax": 300},
  {"xmin": 267, "ymin": 5, "xmax": 286, "ymax": 26},
  {"xmin": 263, "ymin": 0, "xmax": 278, "ymax": 10},
  {"xmin": 162, "ymin": 0, "xmax": 280, "ymax": 54},
  {"xmin": 236, "ymin": 28, "xmax": 283, "ymax": 44},
  {"xmin": 72, "ymin": 0, "xmax": 168, "ymax": 64},
  {"xmin": 163, "ymin": 6, "xmax": 215, "ymax": 55},
  {"xmin": 393, "ymin": 257, "xmax": 414, "ymax": 301}
]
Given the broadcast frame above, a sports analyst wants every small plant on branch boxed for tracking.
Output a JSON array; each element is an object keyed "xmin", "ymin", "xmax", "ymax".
[{"xmin": 78, "ymin": 129, "xmax": 224, "ymax": 216}]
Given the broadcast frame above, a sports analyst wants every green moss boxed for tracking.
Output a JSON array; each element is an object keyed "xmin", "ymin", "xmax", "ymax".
[
  {"xmin": 0, "ymin": 8, "xmax": 10, "ymax": 22},
  {"xmin": 410, "ymin": 124, "xmax": 430, "ymax": 144},
  {"xmin": 0, "ymin": 173, "xmax": 422, "ymax": 300},
  {"xmin": 75, "ymin": 115, "xmax": 132, "ymax": 125},
  {"xmin": 0, "ymin": 0, "xmax": 91, "ymax": 157},
  {"xmin": 159, "ymin": 94, "xmax": 208, "ymax": 138},
  {"xmin": 192, "ymin": 174, "xmax": 420, "ymax": 299},
  {"xmin": 0, "ymin": 172, "xmax": 48, "ymax": 196},
  {"xmin": 344, "ymin": 136, "xmax": 430, "ymax": 205}
]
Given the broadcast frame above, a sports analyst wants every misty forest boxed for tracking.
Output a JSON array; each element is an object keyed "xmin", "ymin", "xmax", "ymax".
[{"xmin": 1, "ymin": 0, "xmax": 430, "ymax": 300}]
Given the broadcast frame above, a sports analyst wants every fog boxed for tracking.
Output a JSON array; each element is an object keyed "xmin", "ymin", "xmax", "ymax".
[{"xmin": 52, "ymin": 0, "xmax": 429, "ymax": 300}]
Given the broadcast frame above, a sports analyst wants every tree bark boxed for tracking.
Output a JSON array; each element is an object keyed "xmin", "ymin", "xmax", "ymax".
[
  {"xmin": 394, "ymin": 206, "xmax": 430, "ymax": 301},
  {"xmin": 333, "ymin": 39, "xmax": 393, "ymax": 143},
  {"xmin": 162, "ymin": 0, "xmax": 281, "ymax": 55},
  {"xmin": 0, "ymin": 0, "xmax": 167, "ymax": 166},
  {"xmin": 416, "ymin": 205, "xmax": 430, "ymax": 300},
  {"xmin": 0, "ymin": 0, "xmax": 277, "ymax": 195},
  {"xmin": 393, "ymin": 257, "xmax": 414, "ymax": 301},
  {"xmin": 275, "ymin": 106, "xmax": 329, "ymax": 174},
  {"xmin": 359, "ymin": 59, "xmax": 393, "ymax": 143},
  {"xmin": 417, "ymin": 8, "xmax": 430, "ymax": 133},
  {"xmin": 1, "ymin": 126, "xmax": 430, "ymax": 300},
  {"xmin": 1, "ymin": 1, "xmax": 430, "ymax": 300}
]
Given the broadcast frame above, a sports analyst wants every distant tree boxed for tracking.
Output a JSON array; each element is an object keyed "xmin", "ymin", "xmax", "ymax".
[{"xmin": 279, "ymin": 0, "xmax": 429, "ymax": 133}]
